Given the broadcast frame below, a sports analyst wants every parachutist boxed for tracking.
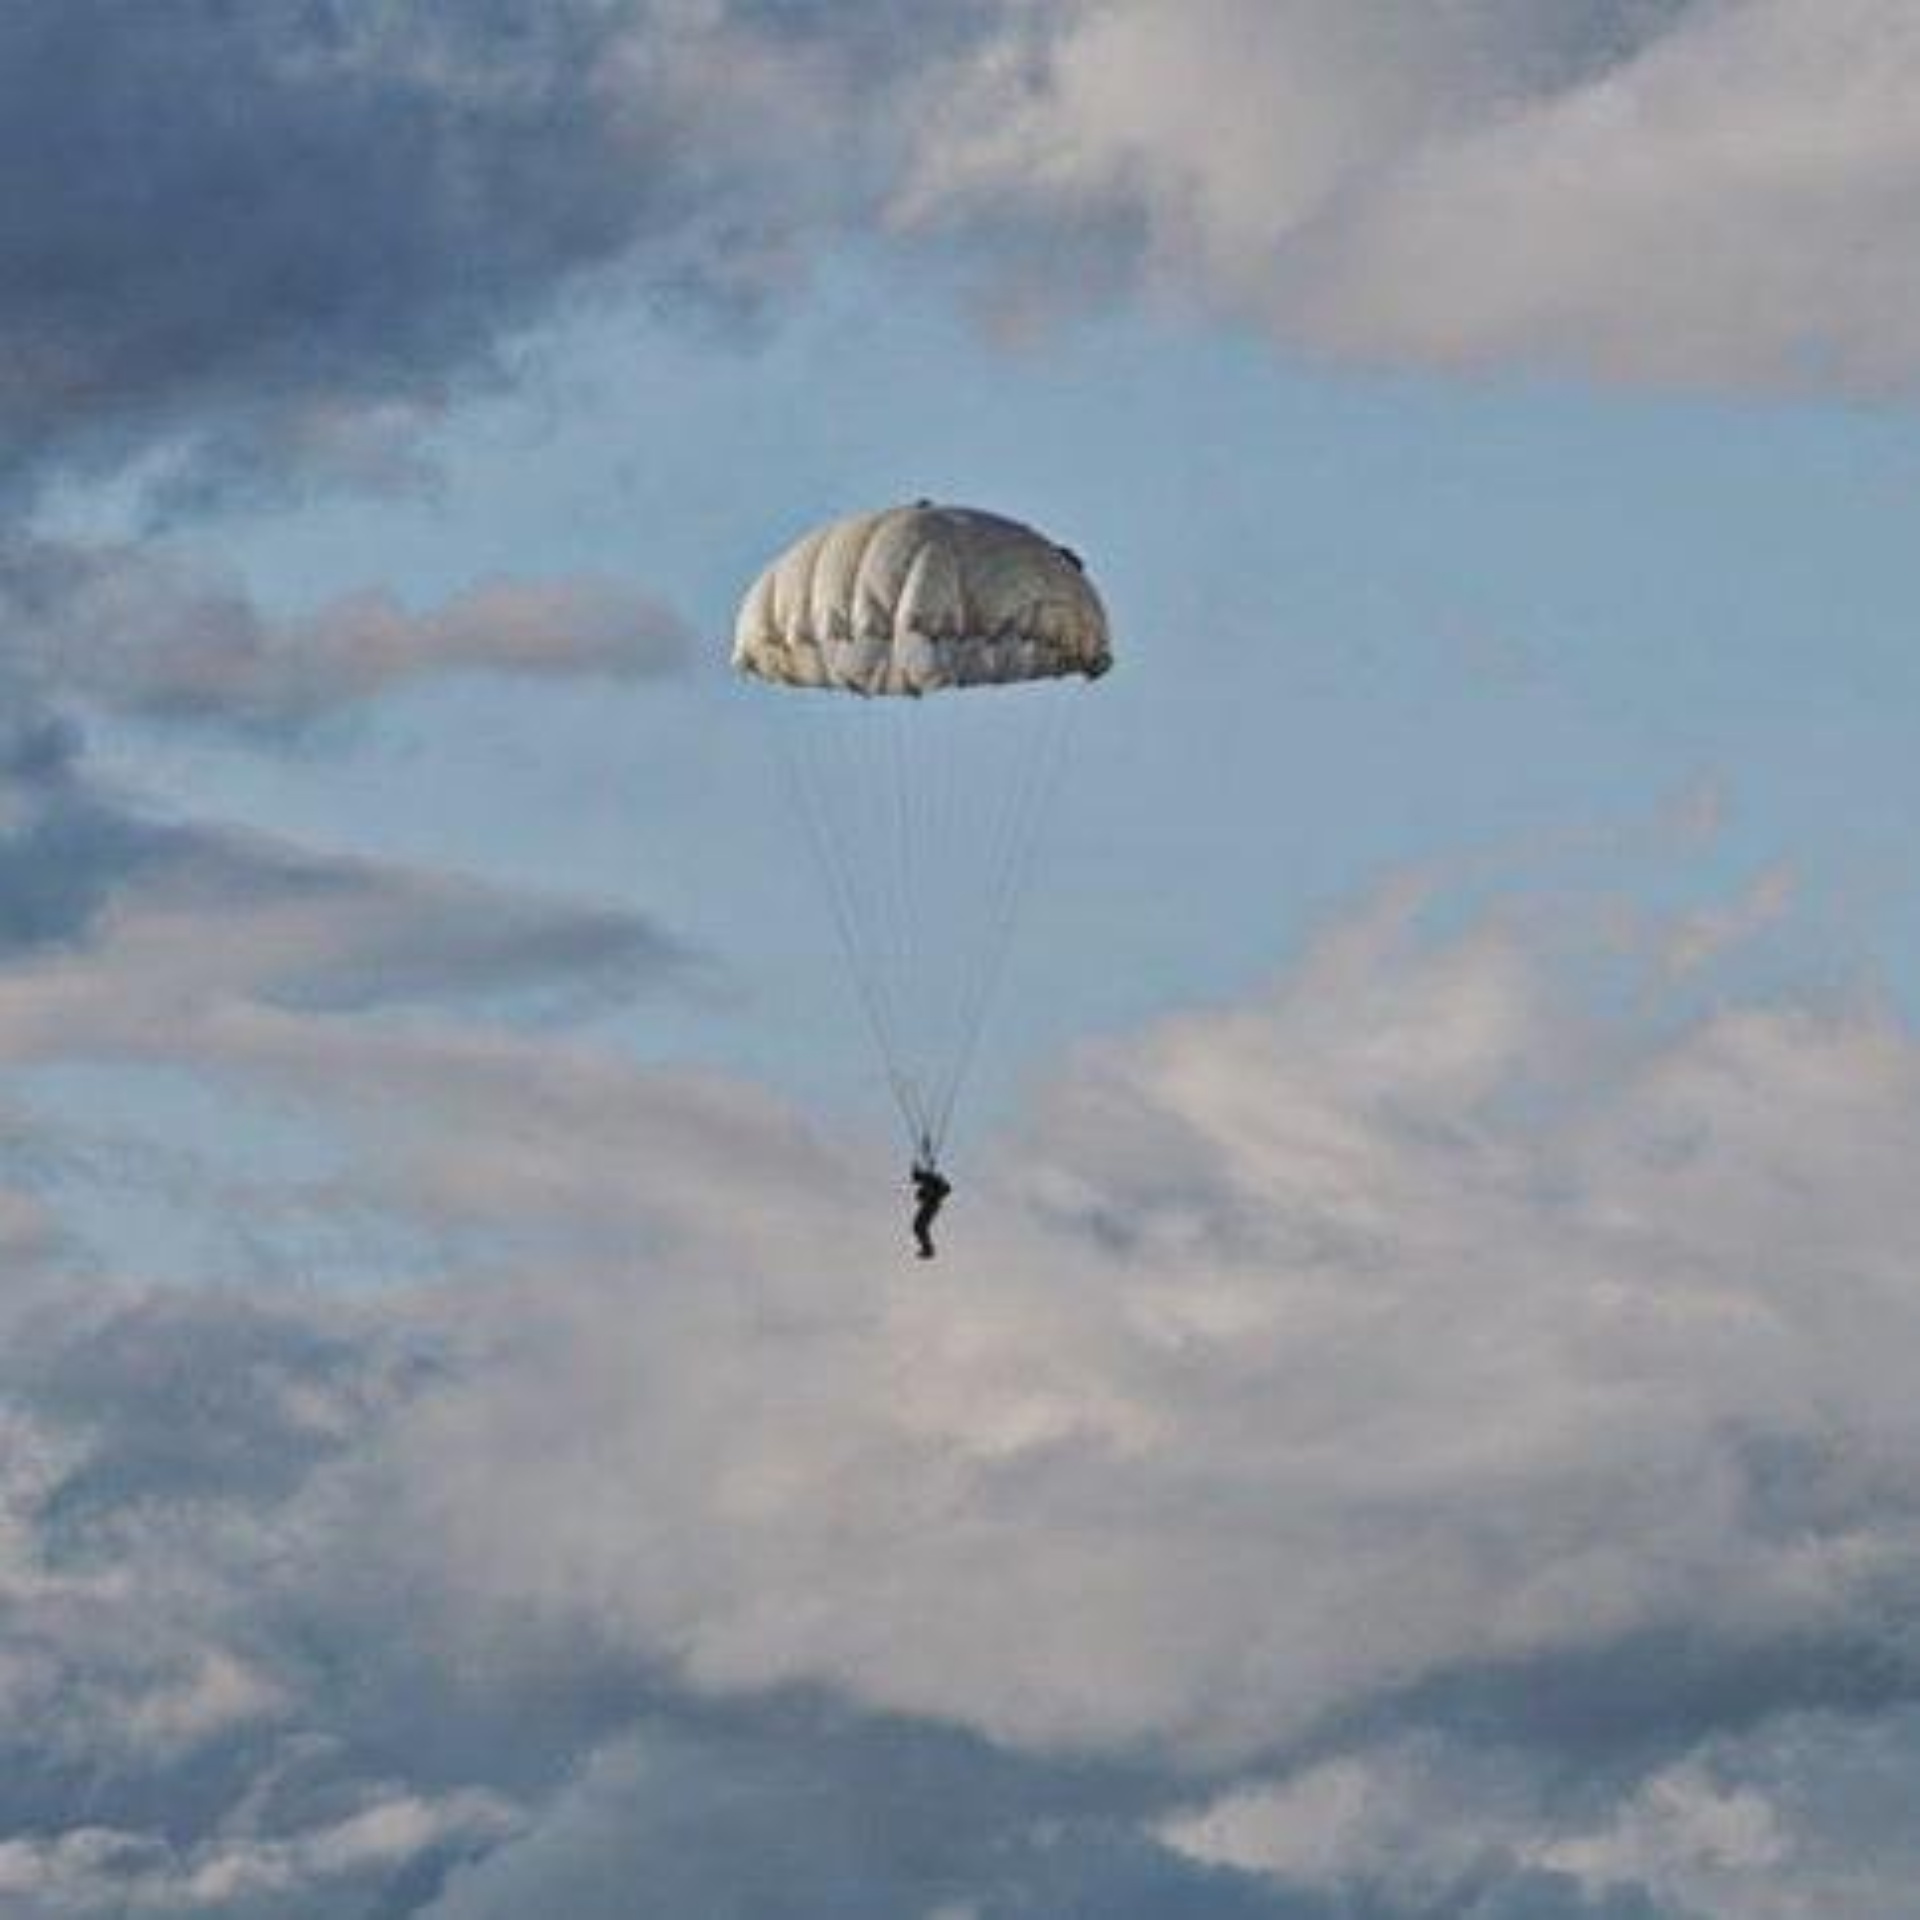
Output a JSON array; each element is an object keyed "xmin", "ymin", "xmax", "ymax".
[
  {"xmin": 733, "ymin": 502, "xmax": 1109, "ymax": 1160},
  {"xmin": 911, "ymin": 1158, "xmax": 952, "ymax": 1260}
]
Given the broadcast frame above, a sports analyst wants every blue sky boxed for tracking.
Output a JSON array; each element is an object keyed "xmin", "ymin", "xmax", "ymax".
[
  {"xmin": 68, "ymin": 244, "xmax": 1920, "ymax": 1133},
  {"xmin": 9, "ymin": 5, "xmax": 1920, "ymax": 1916}
]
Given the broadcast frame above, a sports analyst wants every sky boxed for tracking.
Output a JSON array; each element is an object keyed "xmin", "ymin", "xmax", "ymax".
[{"xmin": 5, "ymin": 2, "xmax": 1920, "ymax": 1914}]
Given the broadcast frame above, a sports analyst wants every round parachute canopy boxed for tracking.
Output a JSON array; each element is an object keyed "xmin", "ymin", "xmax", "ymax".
[{"xmin": 733, "ymin": 502, "xmax": 1111, "ymax": 696}]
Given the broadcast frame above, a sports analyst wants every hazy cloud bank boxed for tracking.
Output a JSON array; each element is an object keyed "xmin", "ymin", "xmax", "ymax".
[
  {"xmin": 899, "ymin": 0, "xmax": 1920, "ymax": 394},
  {"xmin": 0, "ymin": 707, "xmax": 695, "ymax": 1038},
  {"xmin": 7, "ymin": 0, "xmax": 1918, "ymax": 525},
  {"xmin": 0, "ymin": 0, "xmax": 894, "ymax": 502},
  {"xmin": 0, "ymin": 541, "xmax": 690, "ymax": 738},
  {"xmin": 2, "ymin": 868, "xmax": 1919, "ymax": 1912}
]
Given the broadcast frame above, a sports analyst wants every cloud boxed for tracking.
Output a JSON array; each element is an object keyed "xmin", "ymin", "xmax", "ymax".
[
  {"xmin": 11, "ymin": 6, "xmax": 1920, "ymax": 1908},
  {"xmin": 0, "ymin": 1788, "xmax": 520, "ymax": 1920},
  {"xmin": 317, "ymin": 875, "xmax": 1920, "ymax": 1775},
  {"xmin": 421, "ymin": 1722, "xmax": 1306, "ymax": 1920},
  {"xmin": 0, "ymin": 4, "xmax": 745, "ymax": 497},
  {"xmin": 0, "ymin": 1, "xmax": 880, "ymax": 746},
  {"xmin": 0, "ymin": 1270, "xmax": 1296, "ymax": 1917},
  {"xmin": 0, "ymin": 0, "xmax": 895, "ymax": 521},
  {"xmin": 0, "ymin": 723, "xmax": 693, "ymax": 1019},
  {"xmin": 897, "ymin": 0, "xmax": 1920, "ymax": 394},
  {"xmin": 0, "ymin": 0, "xmax": 994, "ymax": 508},
  {"xmin": 1162, "ymin": 1709, "xmax": 1920, "ymax": 1917},
  {"xmin": 0, "ymin": 541, "xmax": 691, "ymax": 737},
  {"xmin": 3, "ymin": 0, "xmax": 1912, "ymax": 532},
  {"xmin": 0, "ymin": 694, "xmax": 701, "ymax": 1274},
  {"xmin": 4, "ymin": 865, "xmax": 1920, "ymax": 1909},
  {"xmin": 0, "ymin": 695, "xmax": 700, "ymax": 1316},
  {"xmin": 0, "ymin": 1, "xmax": 609, "ymax": 496}
]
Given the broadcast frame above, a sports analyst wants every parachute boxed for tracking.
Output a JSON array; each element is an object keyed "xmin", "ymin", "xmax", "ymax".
[{"xmin": 735, "ymin": 502, "xmax": 1111, "ymax": 1159}]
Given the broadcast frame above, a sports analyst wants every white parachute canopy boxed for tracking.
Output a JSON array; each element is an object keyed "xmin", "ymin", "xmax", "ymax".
[
  {"xmin": 733, "ymin": 501, "xmax": 1110, "ymax": 695},
  {"xmin": 735, "ymin": 503, "xmax": 1111, "ymax": 1157}
]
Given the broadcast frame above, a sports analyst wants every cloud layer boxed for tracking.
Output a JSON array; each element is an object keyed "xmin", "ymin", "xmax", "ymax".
[
  {"xmin": 0, "ymin": 0, "xmax": 941, "ymax": 506},
  {"xmin": 6, "ymin": 5, "xmax": 1920, "ymax": 1914},
  {"xmin": 0, "ymin": 541, "xmax": 690, "ymax": 737},
  {"xmin": 5, "ymin": 861, "xmax": 1920, "ymax": 1913},
  {"xmin": 900, "ymin": 0, "xmax": 1920, "ymax": 393},
  {"xmin": 10, "ymin": 0, "xmax": 1920, "ymax": 514},
  {"xmin": 0, "ymin": 706, "xmax": 695, "ymax": 1062}
]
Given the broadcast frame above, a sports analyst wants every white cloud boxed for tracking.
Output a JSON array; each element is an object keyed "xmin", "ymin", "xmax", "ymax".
[
  {"xmin": 0, "ymin": 541, "xmax": 690, "ymax": 737},
  {"xmin": 1164, "ymin": 1709, "xmax": 1920, "ymax": 1918},
  {"xmin": 0, "ymin": 1788, "xmax": 518, "ymax": 1917},
  {"xmin": 349, "ymin": 874, "xmax": 1920, "ymax": 1765},
  {"xmin": 0, "ymin": 1, "xmax": 926, "ymax": 505},
  {"xmin": 9, "ymin": 860, "xmax": 1920, "ymax": 1911},
  {"xmin": 900, "ymin": 0, "xmax": 1920, "ymax": 393},
  {"xmin": 9, "ymin": 0, "xmax": 1912, "ymax": 482},
  {"xmin": 1538, "ymin": 1760, "xmax": 1791, "ymax": 1897}
]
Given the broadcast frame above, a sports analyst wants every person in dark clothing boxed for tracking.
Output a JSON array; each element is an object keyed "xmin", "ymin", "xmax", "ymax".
[{"xmin": 910, "ymin": 1157, "xmax": 952, "ymax": 1259}]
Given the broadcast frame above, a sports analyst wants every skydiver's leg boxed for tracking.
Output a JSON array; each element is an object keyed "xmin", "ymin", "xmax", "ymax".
[{"xmin": 913, "ymin": 1202, "xmax": 936, "ymax": 1258}]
